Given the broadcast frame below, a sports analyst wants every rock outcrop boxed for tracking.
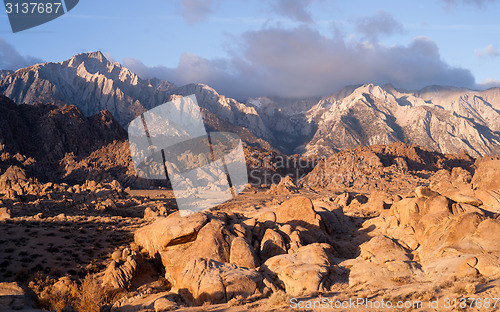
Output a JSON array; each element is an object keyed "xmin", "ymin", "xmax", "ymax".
[
  {"xmin": 260, "ymin": 243, "xmax": 336, "ymax": 297},
  {"xmin": 134, "ymin": 196, "xmax": 347, "ymax": 305},
  {"xmin": 0, "ymin": 282, "xmax": 35, "ymax": 311}
]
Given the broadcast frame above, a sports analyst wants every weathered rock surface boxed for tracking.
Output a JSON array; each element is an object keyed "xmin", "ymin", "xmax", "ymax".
[
  {"xmin": 134, "ymin": 212, "xmax": 209, "ymax": 258},
  {"xmin": 0, "ymin": 207, "xmax": 10, "ymax": 220},
  {"xmin": 260, "ymin": 228, "xmax": 287, "ymax": 260},
  {"xmin": 103, "ymin": 248, "xmax": 141, "ymax": 289},
  {"xmin": 472, "ymin": 157, "xmax": 500, "ymax": 191},
  {"xmin": 229, "ymin": 237, "xmax": 259, "ymax": 269},
  {"xmin": 111, "ymin": 291, "xmax": 180, "ymax": 312},
  {"xmin": 275, "ymin": 196, "xmax": 321, "ymax": 227},
  {"xmin": 267, "ymin": 176, "xmax": 299, "ymax": 195},
  {"xmin": 171, "ymin": 258, "xmax": 262, "ymax": 305},
  {"xmin": 0, "ymin": 282, "xmax": 35, "ymax": 311},
  {"xmin": 260, "ymin": 243, "xmax": 335, "ymax": 297}
]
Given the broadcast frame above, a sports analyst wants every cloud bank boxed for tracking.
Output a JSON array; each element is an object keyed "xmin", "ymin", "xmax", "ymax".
[
  {"xmin": 123, "ymin": 24, "xmax": 476, "ymax": 100},
  {"xmin": 0, "ymin": 38, "xmax": 43, "ymax": 70},
  {"xmin": 442, "ymin": 0, "xmax": 498, "ymax": 8},
  {"xmin": 355, "ymin": 10, "xmax": 405, "ymax": 41},
  {"xmin": 475, "ymin": 44, "xmax": 500, "ymax": 58},
  {"xmin": 478, "ymin": 78, "xmax": 500, "ymax": 89},
  {"xmin": 266, "ymin": 0, "xmax": 315, "ymax": 23},
  {"xmin": 180, "ymin": 0, "xmax": 214, "ymax": 24}
]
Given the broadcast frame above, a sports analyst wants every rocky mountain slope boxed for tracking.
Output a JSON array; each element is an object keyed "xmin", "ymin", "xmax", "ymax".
[
  {"xmin": 0, "ymin": 94, "xmax": 139, "ymax": 186},
  {"xmin": 0, "ymin": 53, "xmax": 279, "ymax": 145},
  {"xmin": 303, "ymin": 84, "xmax": 500, "ymax": 157},
  {"xmin": 0, "ymin": 94, "xmax": 291, "ymax": 189},
  {"xmin": 2, "ymin": 52, "xmax": 500, "ymax": 158},
  {"xmin": 0, "ymin": 70, "xmax": 13, "ymax": 80}
]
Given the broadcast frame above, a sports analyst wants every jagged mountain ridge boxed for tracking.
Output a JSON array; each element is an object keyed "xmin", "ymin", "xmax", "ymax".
[
  {"xmin": 0, "ymin": 94, "xmax": 136, "ymax": 184},
  {"xmin": 302, "ymin": 84, "xmax": 500, "ymax": 157},
  {"xmin": 0, "ymin": 53, "xmax": 273, "ymax": 138},
  {"xmin": 0, "ymin": 70, "xmax": 13, "ymax": 80},
  {"xmin": 0, "ymin": 52, "xmax": 288, "ymax": 151},
  {"xmin": 1, "ymin": 51, "xmax": 500, "ymax": 157},
  {"xmin": 0, "ymin": 94, "xmax": 282, "ymax": 187},
  {"xmin": 0, "ymin": 52, "xmax": 171, "ymax": 126}
]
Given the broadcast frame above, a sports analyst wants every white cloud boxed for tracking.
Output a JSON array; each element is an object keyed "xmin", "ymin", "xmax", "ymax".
[
  {"xmin": 475, "ymin": 44, "xmax": 500, "ymax": 58},
  {"xmin": 442, "ymin": 0, "xmax": 498, "ymax": 8},
  {"xmin": 123, "ymin": 26, "xmax": 475, "ymax": 100},
  {"xmin": 0, "ymin": 38, "xmax": 43, "ymax": 70},
  {"xmin": 477, "ymin": 78, "xmax": 500, "ymax": 89},
  {"xmin": 355, "ymin": 10, "xmax": 405, "ymax": 41},
  {"xmin": 266, "ymin": 0, "xmax": 315, "ymax": 23},
  {"xmin": 180, "ymin": 0, "xmax": 214, "ymax": 24}
]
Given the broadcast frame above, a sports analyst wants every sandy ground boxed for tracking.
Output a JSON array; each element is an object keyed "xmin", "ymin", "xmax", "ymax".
[{"xmin": 1, "ymin": 186, "xmax": 499, "ymax": 311}]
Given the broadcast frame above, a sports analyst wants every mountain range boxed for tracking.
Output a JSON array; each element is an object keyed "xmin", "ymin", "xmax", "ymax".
[{"xmin": 1, "ymin": 51, "xmax": 500, "ymax": 158}]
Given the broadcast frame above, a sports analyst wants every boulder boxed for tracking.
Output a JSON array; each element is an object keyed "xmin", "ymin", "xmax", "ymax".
[
  {"xmin": 103, "ymin": 248, "xmax": 141, "ymax": 289},
  {"xmin": 267, "ymin": 176, "xmax": 299, "ymax": 195},
  {"xmin": 275, "ymin": 196, "xmax": 322, "ymax": 228},
  {"xmin": 359, "ymin": 235, "xmax": 410, "ymax": 263},
  {"xmin": 287, "ymin": 230, "xmax": 303, "ymax": 252},
  {"xmin": 369, "ymin": 191, "xmax": 393, "ymax": 205},
  {"xmin": 448, "ymin": 192, "xmax": 483, "ymax": 207},
  {"xmin": 134, "ymin": 212, "xmax": 208, "ymax": 257},
  {"xmin": 162, "ymin": 218, "xmax": 233, "ymax": 286},
  {"xmin": 333, "ymin": 192, "xmax": 352, "ymax": 207},
  {"xmin": 257, "ymin": 211, "xmax": 276, "ymax": 224},
  {"xmin": 260, "ymin": 229, "xmax": 287, "ymax": 260},
  {"xmin": 0, "ymin": 282, "xmax": 34, "ymax": 311},
  {"xmin": 314, "ymin": 206, "xmax": 351, "ymax": 234},
  {"xmin": 175, "ymin": 219, "xmax": 231, "ymax": 263},
  {"xmin": 231, "ymin": 222, "xmax": 250, "ymax": 239},
  {"xmin": 143, "ymin": 207, "xmax": 159, "ymax": 219},
  {"xmin": 392, "ymin": 197, "xmax": 425, "ymax": 228},
  {"xmin": 0, "ymin": 207, "xmax": 10, "ymax": 221},
  {"xmin": 229, "ymin": 237, "xmax": 259, "ymax": 269},
  {"xmin": 154, "ymin": 296, "xmax": 178, "ymax": 312},
  {"xmin": 348, "ymin": 194, "xmax": 368, "ymax": 207},
  {"xmin": 472, "ymin": 158, "xmax": 500, "ymax": 191},
  {"xmin": 51, "ymin": 276, "xmax": 77, "ymax": 297},
  {"xmin": 111, "ymin": 291, "xmax": 180, "ymax": 312},
  {"xmin": 475, "ymin": 254, "xmax": 500, "ymax": 278},
  {"xmin": 343, "ymin": 236, "xmax": 422, "ymax": 288},
  {"xmin": 415, "ymin": 186, "xmax": 439, "ymax": 198},
  {"xmin": 171, "ymin": 258, "xmax": 262, "ymax": 305},
  {"xmin": 472, "ymin": 219, "xmax": 500, "ymax": 252},
  {"xmin": 260, "ymin": 243, "xmax": 334, "ymax": 297},
  {"xmin": 473, "ymin": 189, "xmax": 500, "ymax": 213},
  {"xmin": 424, "ymin": 195, "xmax": 452, "ymax": 215},
  {"xmin": 416, "ymin": 212, "xmax": 483, "ymax": 260},
  {"xmin": 110, "ymin": 180, "xmax": 122, "ymax": 190}
]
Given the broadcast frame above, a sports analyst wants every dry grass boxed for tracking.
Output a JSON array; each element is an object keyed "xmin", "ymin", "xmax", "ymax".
[
  {"xmin": 227, "ymin": 295, "xmax": 245, "ymax": 307},
  {"xmin": 28, "ymin": 273, "xmax": 78, "ymax": 312},
  {"xmin": 28, "ymin": 272, "xmax": 111, "ymax": 312},
  {"xmin": 74, "ymin": 274, "xmax": 106, "ymax": 312},
  {"xmin": 268, "ymin": 290, "xmax": 289, "ymax": 306},
  {"xmin": 413, "ymin": 290, "xmax": 435, "ymax": 302},
  {"xmin": 439, "ymin": 280, "xmax": 454, "ymax": 289},
  {"xmin": 452, "ymin": 283, "xmax": 468, "ymax": 296},
  {"xmin": 391, "ymin": 276, "xmax": 412, "ymax": 285}
]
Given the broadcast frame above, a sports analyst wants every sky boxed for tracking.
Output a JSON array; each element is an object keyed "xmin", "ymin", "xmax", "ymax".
[{"xmin": 0, "ymin": 0, "xmax": 500, "ymax": 100}]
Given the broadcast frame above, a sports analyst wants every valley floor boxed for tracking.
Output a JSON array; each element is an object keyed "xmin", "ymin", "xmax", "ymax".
[{"xmin": 1, "ymin": 177, "xmax": 500, "ymax": 311}]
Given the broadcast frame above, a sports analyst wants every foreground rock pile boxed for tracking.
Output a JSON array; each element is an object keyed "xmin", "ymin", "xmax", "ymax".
[
  {"xmin": 134, "ymin": 196, "xmax": 347, "ymax": 305},
  {"xmin": 1, "ymin": 143, "xmax": 499, "ymax": 311},
  {"xmin": 129, "ymin": 155, "xmax": 500, "ymax": 307},
  {"xmin": 303, "ymin": 142, "xmax": 474, "ymax": 192},
  {"xmin": 0, "ymin": 165, "xmax": 174, "ymax": 219}
]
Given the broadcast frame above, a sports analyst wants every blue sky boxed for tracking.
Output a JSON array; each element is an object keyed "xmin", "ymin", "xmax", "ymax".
[{"xmin": 1, "ymin": 0, "xmax": 499, "ymax": 99}]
